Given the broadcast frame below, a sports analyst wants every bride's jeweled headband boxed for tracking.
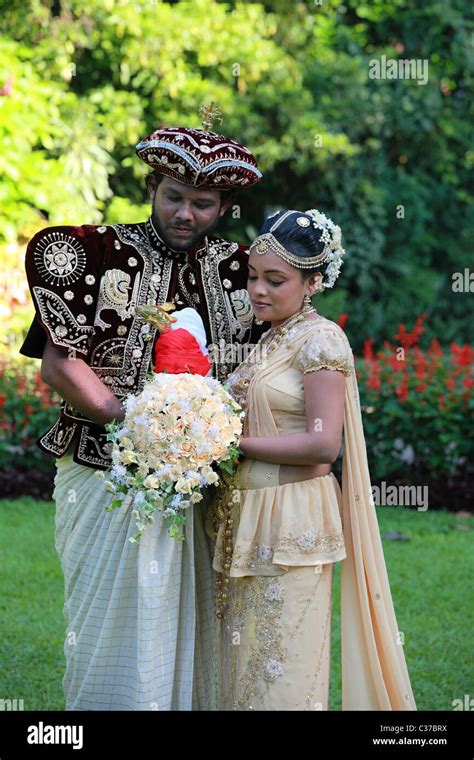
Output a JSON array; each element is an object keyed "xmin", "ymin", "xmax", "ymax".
[{"xmin": 249, "ymin": 209, "xmax": 346, "ymax": 289}]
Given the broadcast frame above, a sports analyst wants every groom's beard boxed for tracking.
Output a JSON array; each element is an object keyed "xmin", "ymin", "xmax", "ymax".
[{"xmin": 151, "ymin": 211, "xmax": 222, "ymax": 252}]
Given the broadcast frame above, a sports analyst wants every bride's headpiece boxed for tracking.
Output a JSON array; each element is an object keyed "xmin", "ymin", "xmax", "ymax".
[{"xmin": 249, "ymin": 209, "xmax": 346, "ymax": 289}]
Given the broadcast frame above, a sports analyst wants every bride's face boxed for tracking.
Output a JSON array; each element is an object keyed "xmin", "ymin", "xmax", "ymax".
[{"xmin": 247, "ymin": 249, "xmax": 320, "ymax": 327}]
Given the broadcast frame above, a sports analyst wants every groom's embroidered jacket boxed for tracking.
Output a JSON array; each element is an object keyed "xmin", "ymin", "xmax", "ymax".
[{"xmin": 20, "ymin": 217, "xmax": 267, "ymax": 469}]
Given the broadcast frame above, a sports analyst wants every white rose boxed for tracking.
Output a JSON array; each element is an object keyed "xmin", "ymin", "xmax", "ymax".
[{"xmin": 122, "ymin": 450, "xmax": 138, "ymax": 465}]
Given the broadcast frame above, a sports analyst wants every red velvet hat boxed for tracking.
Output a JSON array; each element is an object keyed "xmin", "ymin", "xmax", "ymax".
[{"xmin": 136, "ymin": 112, "xmax": 262, "ymax": 190}]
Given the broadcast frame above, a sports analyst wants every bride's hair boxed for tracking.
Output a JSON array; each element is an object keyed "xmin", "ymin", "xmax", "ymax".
[
  {"xmin": 257, "ymin": 209, "xmax": 344, "ymax": 288},
  {"xmin": 258, "ymin": 211, "xmax": 328, "ymax": 282}
]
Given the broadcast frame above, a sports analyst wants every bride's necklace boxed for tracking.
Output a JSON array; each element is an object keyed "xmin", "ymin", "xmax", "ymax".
[
  {"xmin": 261, "ymin": 304, "xmax": 316, "ymax": 352},
  {"xmin": 228, "ymin": 304, "xmax": 317, "ymax": 410},
  {"xmin": 245, "ymin": 304, "xmax": 317, "ymax": 366}
]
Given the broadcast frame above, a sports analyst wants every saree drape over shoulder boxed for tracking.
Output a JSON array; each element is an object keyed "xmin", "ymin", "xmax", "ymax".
[{"xmin": 211, "ymin": 313, "xmax": 416, "ymax": 710}]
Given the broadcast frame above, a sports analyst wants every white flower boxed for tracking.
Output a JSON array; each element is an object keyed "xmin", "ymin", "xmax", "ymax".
[
  {"xmin": 122, "ymin": 450, "xmax": 138, "ymax": 465},
  {"xmin": 146, "ymin": 491, "xmax": 163, "ymax": 507},
  {"xmin": 143, "ymin": 474, "xmax": 160, "ymax": 489},
  {"xmin": 176, "ymin": 477, "xmax": 193, "ymax": 494},
  {"xmin": 111, "ymin": 464, "xmax": 127, "ymax": 482},
  {"xmin": 131, "ymin": 414, "xmax": 148, "ymax": 428},
  {"xmin": 195, "ymin": 443, "xmax": 212, "ymax": 456},
  {"xmin": 305, "ymin": 208, "xmax": 346, "ymax": 290},
  {"xmin": 112, "ymin": 448, "xmax": 122, "ymax": 464}
]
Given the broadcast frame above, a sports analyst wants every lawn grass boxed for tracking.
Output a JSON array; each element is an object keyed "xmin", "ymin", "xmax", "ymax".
[
  {"xmin": 0, "ymin": 498, "xmax": 65, "ymax": 710},
  {"xmin": 329, "ymin": 506, "xmax": 474, "ymax": 711},
  {"xmin": 0, "ymin": 498, "xmax": 472, "ymax": 711}
]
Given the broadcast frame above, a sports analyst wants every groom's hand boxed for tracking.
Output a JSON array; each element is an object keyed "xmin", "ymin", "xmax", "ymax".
[{"xmin": 41, "ymin": 340, "xmax": 125, "ymax": 426}]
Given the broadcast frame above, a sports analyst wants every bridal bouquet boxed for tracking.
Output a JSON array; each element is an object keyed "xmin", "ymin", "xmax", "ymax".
[{"xmin": 101, "ymin": 305, "xmax": 243, "ymax": 543}]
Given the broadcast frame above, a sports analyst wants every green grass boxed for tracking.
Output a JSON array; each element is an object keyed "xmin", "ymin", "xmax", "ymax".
[
  {"xmin": 329, "ymin": 506, "xmax": 474, "ymax": 711},
  {"xmin": 0, "ymin": 498, "xmax": 472, "ymax": 710},
  {"xmin": 0, "ymin": 498, "xmax": 65, "ymax": 710}
]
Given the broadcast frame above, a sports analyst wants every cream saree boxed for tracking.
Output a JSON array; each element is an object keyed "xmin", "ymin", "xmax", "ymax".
[{"xmin": 210, "ymin": 314, "xmax": 417, "ymax": 710}]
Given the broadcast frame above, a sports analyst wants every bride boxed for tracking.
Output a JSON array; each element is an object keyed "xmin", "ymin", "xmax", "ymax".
[{"xmin": 207, "ymin": 209, "xmax": 417, "ymax": 711}]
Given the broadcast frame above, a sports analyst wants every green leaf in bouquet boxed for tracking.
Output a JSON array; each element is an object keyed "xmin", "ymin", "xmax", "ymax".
[
  {"xmin": 219, "ymin": 448, "xmax": 240, "ymax": 472},
  {"xmin": 168, "ymin": 513, "xmax": 186, "ymax": 542},
  {"xmin": 104, "ymin": 420, "xmax": 119, "ymax": 435},
  {"xmin": 105, "ymin": 496, "xmax": 125, "ymax": 512},
  {"xmin": 219, "ymin": 459, "xmax": 235, "ymax": 476}
]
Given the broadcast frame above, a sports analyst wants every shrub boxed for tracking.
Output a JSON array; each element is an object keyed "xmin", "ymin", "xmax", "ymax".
[
  {"xmin": 0, "ymin": 358, "xmax": 59, "ymax": 473},
  {"xmin": 353, "ymin": 313, "xmax": 473, "ymax": 484}
]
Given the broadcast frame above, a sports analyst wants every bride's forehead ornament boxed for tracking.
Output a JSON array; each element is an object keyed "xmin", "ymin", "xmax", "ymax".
[
  {"xmin": 296, "ymin": 216, "xmax": 310, "ymax": 227},
  {"xmin": 250, "ymin": 209, "xmax": 346, "ymax": 289}
]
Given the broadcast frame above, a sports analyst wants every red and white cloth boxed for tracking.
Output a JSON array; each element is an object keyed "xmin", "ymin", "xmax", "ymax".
[{"xmin": 154, "ymin": 307, "xmax": 211, "ymax": 376}]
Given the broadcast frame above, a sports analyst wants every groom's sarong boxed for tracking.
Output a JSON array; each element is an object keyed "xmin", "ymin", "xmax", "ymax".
[{"xmin": 54, "ymin": 454, "xmax": 215, "ymax": 710}]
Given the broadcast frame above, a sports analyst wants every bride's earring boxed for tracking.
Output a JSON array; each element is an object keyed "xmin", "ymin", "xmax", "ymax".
[{"xmin": 304, "ymin": 293, "xmax": 312, "ymax": 308}]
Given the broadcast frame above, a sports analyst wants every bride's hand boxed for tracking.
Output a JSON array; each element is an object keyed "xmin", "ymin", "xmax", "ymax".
[{"xmin": 237, "ymin": 437, "xmax": 248, "ymax": 455}]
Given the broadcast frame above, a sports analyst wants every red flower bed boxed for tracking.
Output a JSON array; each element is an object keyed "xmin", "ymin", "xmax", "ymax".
[
  {"xmin": 0, "ymin": 359, "xmax": 58, "ymax": 473},
  {"xmin": 341, "ymin": 312, "xmax": 473, "ymax": 503}
]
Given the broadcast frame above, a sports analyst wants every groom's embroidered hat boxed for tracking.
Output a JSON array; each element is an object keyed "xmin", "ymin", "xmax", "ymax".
[
  {"xmin": 136, "ymin": 126, "xmax": 262, "ymax": 189},
  {"xmin": 136, "ymin": 103, "xmax": 262, "ymax": 190}
]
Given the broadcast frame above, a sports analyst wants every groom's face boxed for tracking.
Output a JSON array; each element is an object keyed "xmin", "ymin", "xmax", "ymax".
[{"xmin": 148, "ymin": 176, "xmax": 231, "ymax": 250}]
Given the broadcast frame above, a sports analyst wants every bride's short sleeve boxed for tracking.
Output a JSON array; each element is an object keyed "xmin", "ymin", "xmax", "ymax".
[{"xmin": 293, "ymin": 323, "xmax": 354, "ymax": 377}]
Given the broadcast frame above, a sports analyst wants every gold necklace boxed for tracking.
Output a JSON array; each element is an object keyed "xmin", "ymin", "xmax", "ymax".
[
  {"xmin": 261, "ymin": 304, "xmax": 316, "ymax": 350},
  {"xmin": 228, "ymin": 305, "xmax": 317, "ymax": 412}
]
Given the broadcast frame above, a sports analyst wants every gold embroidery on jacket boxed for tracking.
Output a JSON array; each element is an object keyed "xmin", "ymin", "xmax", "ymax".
[
  {"xmin": 32, "ymin": 286, "xmax": 94, "ymax": 355},
  {"xmin": 95, "ymin": 268, "xmax": 140, "ymax": 329}
]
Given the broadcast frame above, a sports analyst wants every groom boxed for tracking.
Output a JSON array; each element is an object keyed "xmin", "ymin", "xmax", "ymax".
[
  {"xmin": 20, "ymin": 117, "xmax": 267, "ymax": 469},
  {"xmin": 20, "ymin": 115, "xmax": 267, "ymax": 710}
]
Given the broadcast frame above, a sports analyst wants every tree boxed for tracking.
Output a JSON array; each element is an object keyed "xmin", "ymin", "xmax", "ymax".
[{"xmin": 0, "ymin": 0, "xmax": 472, "ymax": 350}]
